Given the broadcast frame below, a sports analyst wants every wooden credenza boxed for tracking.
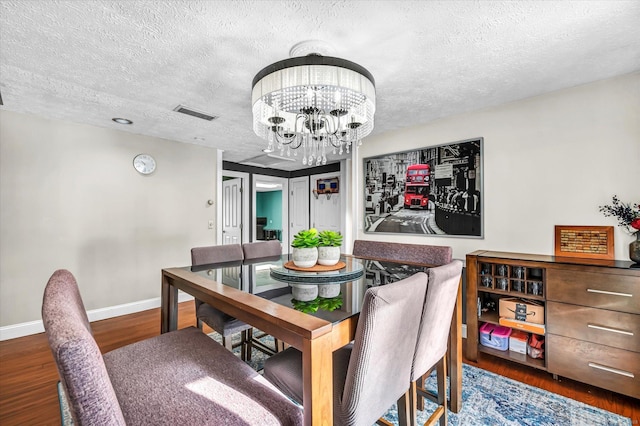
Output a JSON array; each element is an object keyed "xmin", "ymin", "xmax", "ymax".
[{"xmin": 466, "ymin": 250, "xmax": 640, "ymax": 399}]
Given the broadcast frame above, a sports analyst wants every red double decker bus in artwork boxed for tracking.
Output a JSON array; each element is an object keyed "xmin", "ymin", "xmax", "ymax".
[{"xmin": 404, "ymin": 164, "xmax": 430, "ymax": 209}]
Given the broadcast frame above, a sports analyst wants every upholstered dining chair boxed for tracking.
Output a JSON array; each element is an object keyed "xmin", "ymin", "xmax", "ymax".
[
  {"xmin": 264, "ymin": 272, "xmax": 429, "ymax": 426},
  {"xmin": 353, "ymin": 239, "xmax": 458, "ymax": 417},
  {"xmin": 352, "ymin": 239, "xmax": 452, "ymax": 266},
  {"xmin": 242, "ymin": 240, "xmax": 282, "ymax": 260},
  {"xmin": 398, "ymin": 260, "xmax": 463, "ymax": 426},
  {"xmin": 242, "ymin": 240, "xmax": 287, "ymax": 357},
  {"xmin": 42, "ymin": 269, "xmax": 303, "ymax": 426},
  {"xmin": 191, "ymin": 244, "xmax": 253, "ymax": 360}
]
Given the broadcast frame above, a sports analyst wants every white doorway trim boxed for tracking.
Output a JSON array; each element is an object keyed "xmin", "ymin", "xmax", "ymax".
[
  {"xmin": 252, "ymin": 174, "xmax": 289, "ymax": 245},
  {"xmin": 216, "ymin": 158, "xmax": 249, "ymax": 245}
]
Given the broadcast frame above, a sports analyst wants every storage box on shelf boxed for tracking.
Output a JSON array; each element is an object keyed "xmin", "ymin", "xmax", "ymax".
[
  {"xmin": 499, "ymin": 298, "xmax": 545, "ymax": 324},
  {"xmin": 479, "ymin": 322, "xmax": 511, "ymax": 351},
  {"xmin": 466, "ymin": 250, "xmax": 640, "ymax": 399},
  {"xmin": 499, "ymin": 317, "xmax": 546, "ymax": 335},
  {"xmin": 509, "ymin": 330, "xmax": 529, "ymax": 354}
]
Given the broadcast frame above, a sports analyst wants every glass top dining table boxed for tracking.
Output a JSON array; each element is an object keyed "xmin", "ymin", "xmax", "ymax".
[
  {"xmin": 160, "ymin": 254, "xmax": 462, "ymax": 426},
  {"xmin": 185, "ymin": 254, "xmax": 431, "ymax": 323}
]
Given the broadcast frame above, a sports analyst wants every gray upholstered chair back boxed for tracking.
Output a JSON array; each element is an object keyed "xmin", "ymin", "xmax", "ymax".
[
  {"xmin": 340, "ymin": 272, "xmax": 429, "ymax": 425},
  {"xmin": 242, "ymin": 240, "xmax": 282, "ymax": 260},
  {"xmin": 352, "ymin": 240, "xmax": 452, "ymax": 266},
  {"xmin": 411, "ymin": 260, "xmax": 463, "ymax": 381},
  {"xmin": 191, "ymin": 244, "xmax": 245, "ymax": 314},
  {"xmin": 190, "ymin": 244, "xmax": 244, "ymax": 266},
  {"xmin": 42, "ymin": 269, "xmax": 127, "ymax": 425}
]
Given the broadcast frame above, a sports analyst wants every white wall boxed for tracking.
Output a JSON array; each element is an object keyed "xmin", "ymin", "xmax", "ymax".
[
  {"xmin": 0, "ymin": 110, "xmax": 218, "ymax": 328},
  {"xmin": 357, "ymin": 72, "xmax": 640, "ymax": 261},
  {"xmin": 2, "ymin": 72, "xmax": 637, "ymax": 335}
]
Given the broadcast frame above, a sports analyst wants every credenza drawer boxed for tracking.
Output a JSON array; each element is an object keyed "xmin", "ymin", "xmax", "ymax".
[
  {"xmin": 547, "ymin": 302, "xmax": 640, "ymax": 352},
  {"xmin": 546, "ymin": 269, "xmax": 639, "ymax": 314},
  {"xmin": 547, "ymin": 334, "xmax": 640, "ymax": 399}
]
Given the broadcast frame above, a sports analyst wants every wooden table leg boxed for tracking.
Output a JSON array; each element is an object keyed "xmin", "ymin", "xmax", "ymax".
[
  {"xmin": 448, "ymin": 278, "xmax": 463, "ymax": 413},
  {"xmin": 302, "ymin": 332, "xmax": 334, "ymax": 426},
  {"xmin": 161, "ymin": 273, "xmax": 178, "ymax": 334}
]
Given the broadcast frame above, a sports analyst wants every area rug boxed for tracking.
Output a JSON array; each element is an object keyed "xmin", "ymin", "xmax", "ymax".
[
  {"xmin": 212, "ymin": 332, "xmax": 632, "ymax": 426},
  {"xmin": 382, "ymin": 366, "xmax": 631, "ymax": 426}
]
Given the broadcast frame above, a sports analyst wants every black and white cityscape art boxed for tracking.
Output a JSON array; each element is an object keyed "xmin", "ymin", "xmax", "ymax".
[{"xmin": 363, "ymin": 138, "xmax": 483, "ymax": 238}]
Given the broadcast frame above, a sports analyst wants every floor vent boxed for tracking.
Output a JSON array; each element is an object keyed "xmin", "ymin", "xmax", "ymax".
[{"xmin": 173, "ymin": 105, "xmax": 218, "ymax": 121}]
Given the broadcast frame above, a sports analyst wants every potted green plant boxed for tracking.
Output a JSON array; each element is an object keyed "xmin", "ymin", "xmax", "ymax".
[
  {"xmin": 317, "ymin": 230, "xmax": 343, "ymax": 266},
  {"xmin": 291, "ymin": 228, "xmax": 320, "ymax": 267}
]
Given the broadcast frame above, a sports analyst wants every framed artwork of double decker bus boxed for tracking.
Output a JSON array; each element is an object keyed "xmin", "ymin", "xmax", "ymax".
[{"xmin": 363, "ymin": 137, "xmax": 483, "ymax": 238}]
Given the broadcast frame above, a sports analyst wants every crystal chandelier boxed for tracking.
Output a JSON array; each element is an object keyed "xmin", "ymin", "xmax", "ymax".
[{"xmin": 252, "ymin": 53, "xmax": 375, "ymax": 166}]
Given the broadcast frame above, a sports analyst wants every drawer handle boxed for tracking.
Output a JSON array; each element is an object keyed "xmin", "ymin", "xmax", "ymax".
[
  {"xmin": 586, "ymin": 288, "xmax": 632, "ymax": 298},
  {"xmin": 587, "ymin": 323, "xmax": 634, "ymax": 336},
  {"xmin": 588, "ymin": 362, "xmax": 635, "ymax": 378}
]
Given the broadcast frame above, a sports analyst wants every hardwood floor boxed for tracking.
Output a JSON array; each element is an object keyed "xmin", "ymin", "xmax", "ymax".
[{"xmin": 0, "ymin": 302, "xmax": 638, "ymax": 425}]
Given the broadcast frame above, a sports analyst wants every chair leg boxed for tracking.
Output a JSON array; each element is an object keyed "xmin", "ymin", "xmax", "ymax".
[
  {"xmin": 274, "ymin": 338, "xmax": 285, "ymax": 353},
  {"xmin": 245, "ymin": 328, "xmax": 253, "ymax": 361},
  {"xmin": 435, "ymin": 356, "xmax": 447, "ymax": 426},
  {"xmin": 413, "ymin": 357, "xmax": 448, "ymax": 426},
  {"xmin": 196, "ymin": 318, "xmax": 203, "ymax": 330},
  {"xmin": 397, "ymin": 387, "xmax": 412, "ymax": 426},
  {"xmin": 416, "ymin": 364, "xmax": 435, "ymax": 411},
  {"xmin": 222, "ymin": 336, "xmax": 233, "ymax": 352},
  {"xmin": 238, "ymin": 330, "xmax": 247, "ymax": 361},
  {"xmin": 416, "ymin": 375, "xmax": 425, "ymax": 411}
]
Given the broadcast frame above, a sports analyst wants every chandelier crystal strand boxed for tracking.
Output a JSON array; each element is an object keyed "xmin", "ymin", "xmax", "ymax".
[
  {"xmin": 302, "ymin": 138, "xmax": 307, "ymax": 165},
  {"xmin": 252, "ymin": 53, "xmax": 375, "ymax": 167},
  {"xmin": 322, "ymin": 140, "xmax": 327, "ymax": 165}
]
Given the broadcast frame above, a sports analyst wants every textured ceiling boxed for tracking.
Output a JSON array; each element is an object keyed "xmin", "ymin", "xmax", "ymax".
[{"xmin": 1, "ymin": 1, "xmax": 639, "ymax": 171}]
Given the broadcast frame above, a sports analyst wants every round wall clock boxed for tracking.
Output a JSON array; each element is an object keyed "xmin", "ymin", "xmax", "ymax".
[{"xmin": 133, "ymin": 153, "xmax": 156, "ymax": 175}]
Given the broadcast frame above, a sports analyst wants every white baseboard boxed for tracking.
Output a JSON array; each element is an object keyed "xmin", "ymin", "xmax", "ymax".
[
  {"xmin": 0, "ymin": 292, "xmax": 194, "ymax": 341},
  {"xmin": 2, "ymin": 295, "xmax": 469, "ymax": 341}
]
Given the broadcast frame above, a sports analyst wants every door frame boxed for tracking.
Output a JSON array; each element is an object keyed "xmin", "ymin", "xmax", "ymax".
[{"xmin": 252, "ymin": 174, "xmax": 289, "ymax": 245}]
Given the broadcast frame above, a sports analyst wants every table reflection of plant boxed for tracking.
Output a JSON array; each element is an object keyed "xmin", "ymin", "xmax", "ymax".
[{"xmin": 292, "ymin": 295, "xmax": 343, "ymax": 313}]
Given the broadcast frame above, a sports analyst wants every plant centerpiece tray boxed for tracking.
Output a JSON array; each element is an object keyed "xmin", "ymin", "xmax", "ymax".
[
  {"xmin": 283, "ymin": 260, "xmax": 346, "ymax": 272},
  {"xmin": 271, "ymin": 259, "xmax": 364, "ymax": 284}
]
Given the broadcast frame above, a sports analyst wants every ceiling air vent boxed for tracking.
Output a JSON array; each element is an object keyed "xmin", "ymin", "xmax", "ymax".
[
  {"xmin": 173, "ymin": 105, "xmax": 218, "ymax": 121},
  {"xmin": 241, "ymin": 154, "xmax": 296, "ymax": 168}
]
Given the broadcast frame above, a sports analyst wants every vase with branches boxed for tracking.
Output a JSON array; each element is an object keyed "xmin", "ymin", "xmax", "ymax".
[{"xmin": 599, "ymin": 196, "xmax": 640, "ymax": 264}]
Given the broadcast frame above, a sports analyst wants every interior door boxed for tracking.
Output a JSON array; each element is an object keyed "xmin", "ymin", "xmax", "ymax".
[
  {"xmin": 289, "ymin": 176, "xmax": 309, "ymax": 245},
  {"xmin": 222, "ymin": 177, "xmax": 242, "ymax": 245}
]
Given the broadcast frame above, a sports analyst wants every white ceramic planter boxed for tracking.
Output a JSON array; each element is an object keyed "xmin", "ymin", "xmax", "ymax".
[
  {"xmin": 317, "ymin": 246, "xmax": 340, "ymax": 266},
  {"xmin": 290, "ymin": 284, "xmax": 319, "ymax": 301},
  {"xmin": 292, "ymin": 247, "xmax": 318, "ymax": 268},
  {"xmin": 318, "ymin": 283, "xmax": 340, "ymax": 298}
]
